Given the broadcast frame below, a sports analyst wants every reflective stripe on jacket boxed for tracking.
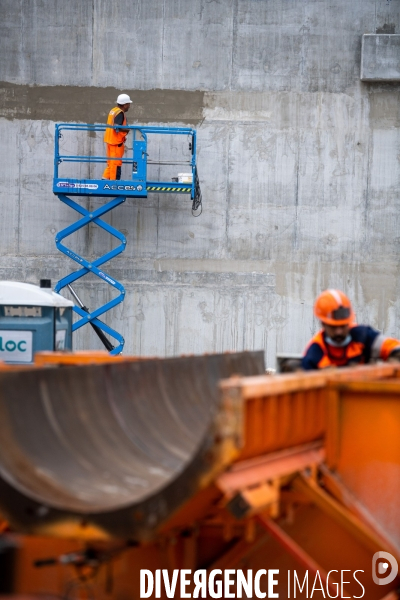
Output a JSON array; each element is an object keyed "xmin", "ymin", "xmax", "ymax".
[
  {"xmin": 104, "ymin": 107, "xmax": 127, "ymax": 145},
  {"xmin": 302, "ymin": 325, "xmax": 400, "ymax": 370}
]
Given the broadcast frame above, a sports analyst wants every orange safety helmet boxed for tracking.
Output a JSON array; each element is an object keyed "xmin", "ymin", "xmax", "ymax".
[{"xmin": 314, "ymin": 289, "xmax": 354, "ymax": 326}]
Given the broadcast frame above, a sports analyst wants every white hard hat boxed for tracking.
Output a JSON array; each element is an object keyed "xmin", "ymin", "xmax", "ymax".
[{"xmin": 117, "ymin": 93, "xmax": 132, "ymax": 105}]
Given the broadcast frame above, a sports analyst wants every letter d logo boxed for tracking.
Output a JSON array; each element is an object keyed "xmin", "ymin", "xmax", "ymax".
[{"xmin": 372, "ymin": 552, "xmax": 398, "ymax": 585}]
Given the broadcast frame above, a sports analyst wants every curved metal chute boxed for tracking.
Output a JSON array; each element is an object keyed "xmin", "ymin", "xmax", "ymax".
[{"xmin": 0, "ymin": 351, "xmax": 264, "ymax": 540}]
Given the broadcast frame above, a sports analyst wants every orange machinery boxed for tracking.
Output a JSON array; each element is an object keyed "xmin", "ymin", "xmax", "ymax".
[{"xmin": 0, "ymin": 352, "xmax": 398, "ymax": 599}]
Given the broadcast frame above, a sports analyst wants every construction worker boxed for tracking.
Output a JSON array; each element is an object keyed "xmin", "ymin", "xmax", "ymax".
[
  {"xmin": 102, "ymin": 93, "xmax": 132, "ymax": 181},
  {"xmin": 302, "ymin": 289, "xmax": 400, "ymax": 370}
]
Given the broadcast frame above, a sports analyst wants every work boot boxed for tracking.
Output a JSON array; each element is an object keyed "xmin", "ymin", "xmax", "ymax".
[{"xmin": 116, "ymin": 167, "xmax": 121, "ymax": 180}]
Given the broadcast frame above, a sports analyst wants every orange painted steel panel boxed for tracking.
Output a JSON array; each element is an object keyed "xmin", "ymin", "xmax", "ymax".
[
  {"xmin": 293, "ymin": 474, "xmax": 397, "ymax": 559},
  {"xmin": 320, "ymin": 464, "xmax": 400, "ymax": 567},
  {"xmin": 330, "ymin": 363, "xmax": 400, "ymax": 381},
  {"xmin": 219, "ymin": 364, "xmax": 400, "ymax": 402},
  {"xmin": 221, "ymin": 371, "xmax": 327, "ymax": 399},
  {"xmin": 158, "ymin": 483, "xmax": 222, "ymax": 533},
  {"xmin": 217, "ymin": 442, "xmax": 325, "ymax": 495},
  {"xmin": 275, "ymin": 502, "xmax": 396, "ymax": 600},
  {"xmin": 220, "ymin": 375, "xmax": 327, "ymax": 460},
  {"xmin": 218, "ymin": 364, "xmax": 400, "ymax": 462},
  {"xmin": 34, "ymin": 351, "xmax": 147, "ymax": 366},
  {"xmin": 257, "ymin": 513, "xmax": 348, "ymax": 597},
  {"xmin": 326, "ymin": 381, "xmax": 400, "ymax": 552},
  {"xmin": 206, "ymin": 531, "xmax": 268, "ymax": 570}
]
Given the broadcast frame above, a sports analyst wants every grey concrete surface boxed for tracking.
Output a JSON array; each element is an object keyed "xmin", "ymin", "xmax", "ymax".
[
  {"xmin": 1, "ymin": 0, "xmax": 400, "ymax": 367},
  {"xmin": 361, "ymin": 34, "xmax": 400, "ymax": 81}
]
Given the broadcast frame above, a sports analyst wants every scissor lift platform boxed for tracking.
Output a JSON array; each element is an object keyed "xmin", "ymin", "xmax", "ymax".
[
  {"xmin": 53, "ymin": 123, "xmax": 202, "ymax": 354},
  {"xmin": 53, "ymin": 124, "xmax": 201, "ymax": 202},
  {"xmin": 53, "ymin": 177, "xmax": 193, "ymax": 198}
]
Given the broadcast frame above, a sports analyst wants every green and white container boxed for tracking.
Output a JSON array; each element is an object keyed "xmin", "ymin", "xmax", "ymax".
[{"xmin": 0, "ymin": 281, "xmax": 73, "ymax": 364}]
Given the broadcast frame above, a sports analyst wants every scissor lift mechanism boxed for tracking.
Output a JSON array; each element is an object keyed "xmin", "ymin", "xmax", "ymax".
[{"xmin": 53, "ymin": 123, "xmax": 202, "ymax": 354}]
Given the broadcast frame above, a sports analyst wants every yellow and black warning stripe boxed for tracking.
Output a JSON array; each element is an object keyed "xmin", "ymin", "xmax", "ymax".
[{"xmin": 147, "ymin": 186, "xmax": 191, "ymax": 193}]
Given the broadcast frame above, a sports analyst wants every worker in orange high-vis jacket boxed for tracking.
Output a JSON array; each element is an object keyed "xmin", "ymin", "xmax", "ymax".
[
  {"xmin": 102, "ymin": 93, "xmax": 132, "ymax": 180},
  {"xmin": 302, "ymin": 289, "xmax": 400, "ymax": 370}
]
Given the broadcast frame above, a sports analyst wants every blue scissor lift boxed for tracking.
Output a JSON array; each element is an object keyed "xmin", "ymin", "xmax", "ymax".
[{"xmin": 53, "ymin": 123, "xmax": 202, "ymax": 354}]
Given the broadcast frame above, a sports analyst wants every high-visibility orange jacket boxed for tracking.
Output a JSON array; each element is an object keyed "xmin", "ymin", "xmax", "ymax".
[
  {"xmin": 302, "ymin": 325, "xmax": 400, "ymax": 370},
  {"xmin": 104, "ymin": 107, "xmax": 127, "ymax": 145}
]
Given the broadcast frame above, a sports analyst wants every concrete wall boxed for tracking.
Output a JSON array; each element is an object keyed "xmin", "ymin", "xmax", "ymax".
[{"xmin": 1, "ymin": 0, "xmax": 400, "ymax": 367}]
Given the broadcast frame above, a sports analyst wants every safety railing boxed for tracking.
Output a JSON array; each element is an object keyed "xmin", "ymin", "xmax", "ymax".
[{"xmin": 53, "ymin": 123, "xmax": 201, "ymax": 211}]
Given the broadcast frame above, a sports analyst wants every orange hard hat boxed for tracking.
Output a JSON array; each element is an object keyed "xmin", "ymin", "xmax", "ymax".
[{"xmin": 314, "ymin": 289, "xmax": 354, "ymax": 326}]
